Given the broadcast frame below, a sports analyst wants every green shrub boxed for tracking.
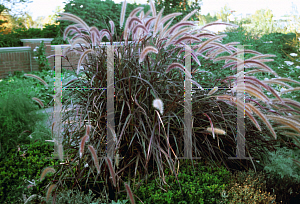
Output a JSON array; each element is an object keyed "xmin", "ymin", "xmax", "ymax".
[
  {"xmin": 221, "ymin": 169, "xmax": 277, "ymax": 203},
  {"xmin": 0, "ymin": 84, "xmax": 48, "ymax": 159},
  {"xmin": 118, "ymin": 160, "xmax": 231, "ymax": 204},
  {"xmin": 0, "ymin": 140, "xmax": 61, "ymax": 204}
]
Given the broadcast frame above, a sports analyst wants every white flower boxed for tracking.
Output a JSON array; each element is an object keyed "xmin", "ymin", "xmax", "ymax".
[
  {"xmin": 284, "ymin": 61, "xmax": 294, "ymax": 66},
  {"xmin": 295, "ymin": 66, "xmax": 300, "ymax": 69},
  {"xmin": 290, "ymin": 53, "xmax": 298, "ymax": 57},
  {"xmin": 84, "ymin": 163, "xmax": 89, "ymax": 168},
  {"xmin": 152, "ymin": 98, "xmax": 164, "ymax": 115},
  {"xmin": 33, "ymin": 48, "xmax": 36, "ymax": 52},
  {"xmin": 80, "ymin": 5, "xmax": 83, "ymax": 8},
  {"xmin": 71, "ymin": 3, "xmax": 75, "ymax": 6}
]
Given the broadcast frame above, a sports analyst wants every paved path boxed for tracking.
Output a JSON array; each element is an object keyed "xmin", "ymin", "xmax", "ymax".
[{"xmin": 29, "ymin": 104, "xmax": 83, "ymax": 137}]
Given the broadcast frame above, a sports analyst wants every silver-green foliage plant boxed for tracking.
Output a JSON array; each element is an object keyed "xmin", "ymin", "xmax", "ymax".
[
  {"xmin": 263, "ymin": 146, "xmax": 300, "ymax": 182},
  {"xmin": 22, "ymin": 0, "xmax": 300, "ymax": 203}
]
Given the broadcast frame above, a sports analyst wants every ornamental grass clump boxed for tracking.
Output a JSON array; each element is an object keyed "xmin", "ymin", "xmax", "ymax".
[{"xmin": 24, "ymin": 0, "xmax": 300, "ymax": 202}]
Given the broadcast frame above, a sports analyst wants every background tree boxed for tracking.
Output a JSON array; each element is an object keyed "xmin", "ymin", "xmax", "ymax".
[
  {"xmin": 0, "ymin": 4, "xmax": 9, "ymax": 33},
  {"xmin": 0, "ymin": 0, "xmax": 33, "ymax": 17},
  {"xmin": 0, "ymin": 0, "xmax": 33, "ymax": 33},
  {"xmin": 215, "ymin": 5, "xmax": 231, "ymax": 22},
  {"xmin": 147, "ymin": 0, "xmax": 202, "ymax": 29},
  {"xmin": 198, "ymin": 12, "xmax": 218, "ymax": 25},
  {"xmin": 250, "ymin": 9, "xmax": 274, "ymax": 37},
  {"xmin": 57, "ymin": 0, "xmax": 151, "ymax": 42}
]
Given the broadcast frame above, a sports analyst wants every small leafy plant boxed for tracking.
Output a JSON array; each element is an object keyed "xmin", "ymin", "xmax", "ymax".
[{"xmin": 33, "ymin": 40, "xmax": 51, "ymax": 72}]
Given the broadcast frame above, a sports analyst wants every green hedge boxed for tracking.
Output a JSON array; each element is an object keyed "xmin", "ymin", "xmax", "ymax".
[{"xmin": 0, "ymin": 24, "xmax": 68, "ymax": 47}]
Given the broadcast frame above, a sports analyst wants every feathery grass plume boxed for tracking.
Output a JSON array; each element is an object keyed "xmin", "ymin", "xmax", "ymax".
[
  {"xmin": 24, "ymin": 194, "xmax": 38, "ymax": 204},
  {"xmin": 200, "ymin": 20, "xmax": 238, "ymax": 31},
  {"xmin": 120, "ymin": 0, "xmax": 127, "ymax": 29},
  {"xmin": 203, "ymin": 113, "xmax": 215, "ymax": 139},
  {"xmin": 46, "ymin": 184, "xmax": 56, "ymax": 202},
  {"xmin": 109, "ymin": 20, "xmax": 115, "ymax": 36},
  {"xmin": 244, "ymin": 108, "xmax": 262, "ymax": 131},
  {"xmin": 153, "ymin": 8, "xmax": 164, "ymax": 35},
  {"xmin": 196, "ymin": 35, "xmax": 227, "ymax": 53},
  {"xmin": 167, "ymin": 21, "xmax": 195, "ymax": 36},
  {"xmin": 129, "ymin": 6, "xmax": 144, "ymax": 20},
  {"xmin": 271, "ymin": 98, "xmax": 300, "ymax": 110},
  {"xmin": 266, "ymin": 115, "xmax": 300, "ymax": 134},
  {"xmin": 24, "ymin": 74, "xmax": 48, "ymax": 88},
  {"xmin": 237, "ymin": 60, "xmax": 278, "ymax": 77},
  {"xmin": 79, "ymin": 135, "xmax": 89, "ymax": 158},
  {"xmin": 206, "ymin": 127, "xmax": 226, "ymax": 135},
  {"xmin": 159, "ymin": 17, "xmax": 175, "ymax": 39},
  {"xmin": 128, "ymin": 17, "xmax": 143, "ymax": 30},
  {"xmin": 32, "ymin": 97, "xmax": 44, "ymax": 108},
  {"xmin": 69, "ymin": 38, "xmax": 91, "ymax": 50},
  {"xmin": 132, "ymin": 24, "xmax": 148, "ymax": 38},
  {"xmin": 105, "ymin": 156, "xmax": 116, "ymax": 187},
  {"xmin": 165, "ymin": 62, "xmax": 192, "ymax": 78},
  {"xmin": 207, "ymin": 87, "xmax": 218, "ymax": 96},
  {"xmin": 152, "ymin": 98, "xmax": 164, "ymax": 115},
  {"xmin": 139, "ymin": 46, "xmax": 158, "ymax": 63},
  {"xmin": 190, "ymin": 79, "xmax": 204, "ymax": 90},
  {"xmin": 58, "ymin": 12, "xmax": 90, "ymax": 31},
  {"xmin": 124, "ymin": 182, "xmax": 135, "ymax": 204},
  {"xmin": 263, "ymin": 79, "xmax": 293, "ymax": 89},
  {"xmin": 246, "ymin": 103, "xmax": 277, "ymax": 139},
  {"xmin": 149, "ymin": 0, "xmax": 156, "ymax": 17},
  {"xmin": 214, "ymin": 55, "xmax": 243, "ymax": 64},
  {"xmin": 237, "ymin": 85, "xmax": 270, "ymax": 103},
  {"xmin": 40, "ymin": 167, "xmax": 56, "ymax": 181},
  {"xmin": 62, "ymin": 25, "xmax": 82, "ymax": 40},
  {"xmin": 174, "ymin": 35, "xmax": 202, "ymax": 45},
  {"xmin": 88, "ymin": 145, "xmax": 100, "ymax": 174},
  {"xmin": 164, "ymin": 27, "xmax": 191, "ymax": 48},
  {"xmin": 85, "ymin": 124, "xmax": 92, "ymax": 136},
  {"xmin": 123, "ymin": 17, "xmax": 131, "ymax": 45},
  {"xmin": 76, "ymin": 49, "xmax": 96, "ymax": 75},
  {"xmin": 270, "ymin": 77, "xmax": 300, "ymax": 85},
  {"xmin": 160, "ymin": 12, "xmax": 182, "ymax": 26},
  {"xmin": 280, "ymin": 87, "xmax": 300, "ymax": 94}
]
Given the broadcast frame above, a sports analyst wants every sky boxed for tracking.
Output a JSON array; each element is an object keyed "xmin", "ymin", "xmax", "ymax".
[{"xmin": 2, "ymin": 0, "xmax": 300, "ymax": 21}]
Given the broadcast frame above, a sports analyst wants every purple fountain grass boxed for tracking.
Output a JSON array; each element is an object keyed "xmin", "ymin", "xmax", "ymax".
[
  {"xmin": 88, "ymin": 145, "xmax": 100, "ymax": 174},
  {"xmin": 105, "ymin": 156, "xmax": 116, "ymax": 187},
  {"xmin": 46, "ymin": 184, "xmax": 57, "ymax": 202},
  {"xmin": 40, "ymin": 167, "xmax": 56, "ymax": 181},
  {"xmin": 124, "ymin": 182, "xmax": 135, "ymax": 204},
  {"xmin": 79, "ymin": 135, "xmax": 89, "ymax": 158}
]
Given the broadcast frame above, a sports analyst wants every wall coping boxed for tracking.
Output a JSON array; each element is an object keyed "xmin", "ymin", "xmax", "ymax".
[
  {"xmin": 0, "ymin": 46, "xmax": 31, "ymax": 53},
  {"xmin": 20, "ymin": 38, "xmax": 54, "ymax": 43},
  {"xmin": 50, "ymin": 41, "xmax": 144, "ymax": 51}
]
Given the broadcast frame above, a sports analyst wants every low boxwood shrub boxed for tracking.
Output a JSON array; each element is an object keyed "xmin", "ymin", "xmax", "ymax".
[
  {"xmin": 118, "ymin": 159, "xmax": 231, "ymax": 204},
  {"xmin": 0, "ymin": 140, "xmax": 61, "ymax": 203}
]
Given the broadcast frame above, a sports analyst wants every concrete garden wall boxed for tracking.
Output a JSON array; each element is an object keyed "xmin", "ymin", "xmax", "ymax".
[{"xmin": 0, "ymin": 38, "xmax": 142, "ymax": 79}]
